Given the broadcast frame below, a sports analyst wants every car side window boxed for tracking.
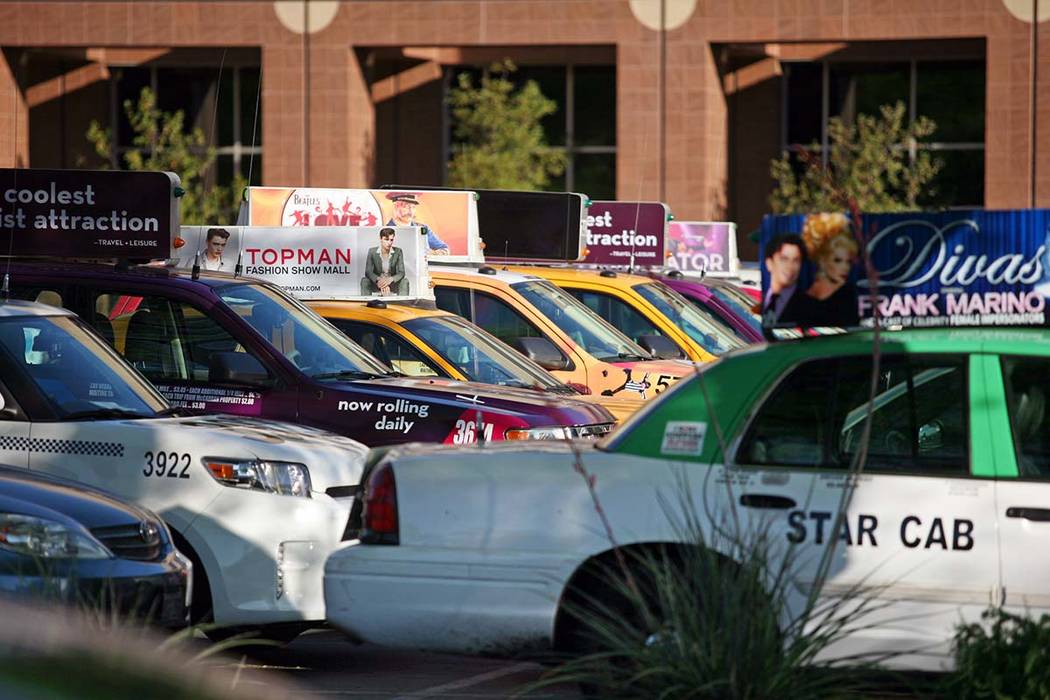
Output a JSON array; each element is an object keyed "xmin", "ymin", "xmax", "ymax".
[
  {"xmin": 469, "ymin": 291, "xmax": 545, "ymax": 346},
  {"xmin": 435, "ymin": 287, "xmax": 472, "ymax": 319},
  {"xmin": 330, "ymin": 320, "xmax": 440, "ymax": 378},
  {"xmin": 1001, "ymin": 356, "xmax": 1050, "ymax": 477},
  {"xmin": 568, "ymin": 289, "xmax": 661, "ymax": 344},
  {"xmin": 739, "ymin": 355, "xmax": 968, "ymax": 474},
  {"xmin": 94, "ymin": 292, "xmax": 249, "ymax": 383}
]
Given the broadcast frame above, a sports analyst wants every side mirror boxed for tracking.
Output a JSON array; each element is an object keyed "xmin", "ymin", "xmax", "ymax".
[
  {"xmin": 637, "ymin": 334, "xmax": 685, "ymax": 360},
  {"xmin": 209, "ymin": 352, "xmax": 273, "ymax": 388},
  {"xmin": 918, "ymin": 419, "xmax": 944, "ymax": 453},
  {"xmin": 512, "ymin": 337, "xmax": 570, "ymax": 372}
]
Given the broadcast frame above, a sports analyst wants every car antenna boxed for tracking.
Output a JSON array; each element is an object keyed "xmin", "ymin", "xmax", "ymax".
[{"xmin": 235, "ymin": 55, "xmax": 263, "ymax": 280}]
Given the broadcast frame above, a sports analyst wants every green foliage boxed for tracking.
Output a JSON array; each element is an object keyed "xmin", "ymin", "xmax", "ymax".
[
  {"xmin": 86, "ymin": 87, "xmax": 245, "ymax": 225},
  {"xmin": 946, "ymin": 607, "xmax": 1050, "ymax": 699},
  {"xmin": 447, "ymin": 59, "xmax": 567, "ymax": 191},
  {"xmin": 769, "ymin": 101, "xmax": 943, "ymax": 214}
]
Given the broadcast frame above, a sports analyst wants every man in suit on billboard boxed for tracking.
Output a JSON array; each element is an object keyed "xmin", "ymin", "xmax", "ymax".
[{"xmin": 362, "ymin": 227, "xmax": 409, "ymax": 296}]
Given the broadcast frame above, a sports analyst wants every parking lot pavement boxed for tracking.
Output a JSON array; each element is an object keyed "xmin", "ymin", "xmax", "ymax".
[{"xmin": 199, "ymin": 630, "xmax": 582, "ymax": 699}]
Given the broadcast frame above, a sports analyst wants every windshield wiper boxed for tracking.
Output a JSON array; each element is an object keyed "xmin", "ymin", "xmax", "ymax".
[
  {"xmin": 63, "ymin": 408, "xmax": 152, "ymax": 421},
  {"xmin": 311, "ymin": 369, "xmax": 387, "ymax": 381}
]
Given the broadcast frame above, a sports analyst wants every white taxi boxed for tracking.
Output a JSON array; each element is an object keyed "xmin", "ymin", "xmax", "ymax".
[{"xmin": 0, "ymin": 300, "xmax": 367, "ymax": 639}]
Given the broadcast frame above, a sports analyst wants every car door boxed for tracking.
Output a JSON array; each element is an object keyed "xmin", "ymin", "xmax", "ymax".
[
  {"xmin": 989, "ymin": 353, "xmax": 1050, "ymax": 618},
  {"xmin": 731, "ymin": 353, "xmax": 998, "ymax": 669},
  {"xmin": 0, "ymin": 322, "xmax": 40, "ymax": 469},
  {"xmin": 88, "ymin": 290, "xmax": 289, "ymax": 419}
]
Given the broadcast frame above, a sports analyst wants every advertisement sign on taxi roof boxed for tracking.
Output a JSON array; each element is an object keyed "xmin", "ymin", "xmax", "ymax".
[
  {"xmin": 245, "ymin": 187, "xmax": 482, "ymax": 262},
  {"xmin": 665, "ymin": 222, "xmax": 739, "ymax": 277},
  {"xmin": 760, "ymin": 209, "xmax": 1050, "ymax": 333},
  {"xmin": 0, "ymin": 168, "xmax": 178, "ymax": 258},
  {"xmin": 179, "ymin": 225, "xmax": 431, "ymax": 301},
  {"xmin": 383, "ymin": 186, "xmax": 589, "ymax": 263},
  {"xmin": 582, "ymin": 201, "xmax": 668, "ymax": 267}
]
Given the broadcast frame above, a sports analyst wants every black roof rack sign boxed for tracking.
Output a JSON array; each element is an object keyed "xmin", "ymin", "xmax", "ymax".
[
  {"xmin": 0, "ymin": 168, "xmax": 179, "ymax": 260},
  {"xmin": 759, "ymin": 209, "xmax": 1050, "ymax": 337}
]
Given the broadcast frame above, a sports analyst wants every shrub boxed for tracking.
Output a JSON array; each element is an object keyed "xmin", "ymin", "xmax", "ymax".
[{"xmin": 946, "ymin": 607, "xmax": 1050, "ymax": 700}]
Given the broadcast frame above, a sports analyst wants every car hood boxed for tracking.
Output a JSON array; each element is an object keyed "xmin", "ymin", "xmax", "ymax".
[
  {"xmin": 144, "ymin": 414, "xmax": 369, "ymax": 494},
  {"xmin": 608, "ymin": 358, "xmax": 698, "ymax": 377},
  {"xmin": 337, "ymin": 377, "xmax": 615, "ymax": 427},
  {"xmin": 0, "ymin": 469, "xmax": 155, "ymax": 530}
]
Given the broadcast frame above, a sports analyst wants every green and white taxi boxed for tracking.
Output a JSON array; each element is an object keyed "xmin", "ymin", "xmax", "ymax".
[{"xmin": 325, "ymin": 327, "xmax": 1050, "ymax": 669}]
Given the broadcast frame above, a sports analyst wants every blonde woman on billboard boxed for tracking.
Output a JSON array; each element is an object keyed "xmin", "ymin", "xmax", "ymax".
[{"xmin": 798, "ymin": 212, "xmax": 860, "ymax": 327}]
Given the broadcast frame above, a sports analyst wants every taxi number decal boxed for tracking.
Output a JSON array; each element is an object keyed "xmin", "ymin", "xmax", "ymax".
[
  {"xmin": 143, "ymin": 451, "xmax": 191, "ymax": 479},
  {"xmin": 452, "ymin": 419, "xmax": 494, "ymax": 444}
]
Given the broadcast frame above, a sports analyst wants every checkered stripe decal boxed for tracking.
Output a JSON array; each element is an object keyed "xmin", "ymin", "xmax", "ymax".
[{"xmin": 0, "ymin": 435, "xmax": 124, "ymax": 458}]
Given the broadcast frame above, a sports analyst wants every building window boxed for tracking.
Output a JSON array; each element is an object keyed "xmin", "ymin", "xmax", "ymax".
[
  {"xmin": 446, "ymin": 64, "xmax": 616, "ymax": 199},
  {"xmin": 783, "ymin": 59, "xmax": 984, "ymax": 207},
  {"xmin": 111, "ymin": 65, "xmax": 263, "ymax": 186}
]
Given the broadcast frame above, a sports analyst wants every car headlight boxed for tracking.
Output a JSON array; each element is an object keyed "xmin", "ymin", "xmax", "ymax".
[
  {"xmin": 504, "ymin": 424, "xmax": 614, "ymax": 441},
  {"xmin": 203, "ymin": 459, "xmax": 312, "ymax": 498},
  {"xmin": 0, "ymin": 513, "xmax": 113, "ymax": 559}
]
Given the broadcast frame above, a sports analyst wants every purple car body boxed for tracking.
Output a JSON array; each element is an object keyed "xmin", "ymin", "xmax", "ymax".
[
  {"xmin": 7, "ymin": 263, "xmax": 614, "ymax": 446},
  {"xmin": 653, "ymin": 272, "xmax": 764, "ymax": 344}
]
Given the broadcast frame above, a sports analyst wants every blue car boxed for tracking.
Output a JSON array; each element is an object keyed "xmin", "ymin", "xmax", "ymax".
[{"xmin": 0, "ymin": 467, "xmax": 191, "ymax": 627}]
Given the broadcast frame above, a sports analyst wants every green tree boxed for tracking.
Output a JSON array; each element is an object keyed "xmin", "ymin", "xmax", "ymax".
[
  {"xmin": 769, "ymin": 101, "xmax": 942, "ymax": 214},
  {"xmin": 86, "ymin": 87, "xmax": 245, "ymax": 225},
  {"xmin": 447, "ymin": 60, "xmax": 567, "ymax": 190}
]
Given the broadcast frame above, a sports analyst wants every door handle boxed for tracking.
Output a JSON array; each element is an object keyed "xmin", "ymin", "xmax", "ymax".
[
  {"xmin": 1006, "ymin": 507, "xmax": 1050, "ymax": 522},
  {"xmin": 740, "ymin": 493, "xmax": 796, "ymax": 510}
]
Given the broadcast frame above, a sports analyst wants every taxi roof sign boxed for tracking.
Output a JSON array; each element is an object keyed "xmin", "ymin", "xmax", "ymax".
[
  {"xmin": 244, "ymin": 186, "xmax": 482, "ymax": 262},
  {"xmin": 383, "ymin": 185, "xmax": 588, "ymax": 263},
  {"xmin": 0, "ymin": 168, "xmax": 179, "ymax": 259},
  {"xmin": 178, "ymin": 224, "xmax": 433, "ymax": 302}
]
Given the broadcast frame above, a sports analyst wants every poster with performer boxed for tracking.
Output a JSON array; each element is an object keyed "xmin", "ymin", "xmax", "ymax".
[
  {"xmin": 665, "ymin": 222, "xmax": 738, "ymax": 276},
  {"xmin": 178, "ymin": 225, "xmax": 431, "ymax": 301},
  {"xmin": 760, "ymin": 209, "xmax": 1050, "ymax": 333},
  {"xmin": 245, "ymin": 187, "xmax": 482, "ymax": 262}
]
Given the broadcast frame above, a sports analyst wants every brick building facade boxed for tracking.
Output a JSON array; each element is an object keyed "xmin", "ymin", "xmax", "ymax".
[{"xmin": 0, "ymin": 0, "xmax": 1044, "ymax": 259}]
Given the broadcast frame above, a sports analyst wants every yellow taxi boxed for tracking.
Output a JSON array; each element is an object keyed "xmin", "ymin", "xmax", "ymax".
[
  {"xmin": 505, "ymin": 266, "xmax": 745, "ymax": 362},
  {"xmin": 428, "ymin": 265, "xmax": 695, "ymax": 403},
  {"xmin": 307, "ymin": 299, "xmax": 645, "ymax": 422}
]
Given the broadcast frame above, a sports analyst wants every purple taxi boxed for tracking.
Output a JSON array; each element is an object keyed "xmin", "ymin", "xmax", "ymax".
[
  {"xmin": 8, "ymin": 263, "xmax": 614, "ymax": 446},
  {"xmin": 652, "ymin": 271, "xmax": 764, "ymax": 344}
]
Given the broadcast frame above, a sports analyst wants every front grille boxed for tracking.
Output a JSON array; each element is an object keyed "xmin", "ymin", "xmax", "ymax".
[
  {"xmin": 573, "ymin": 423, "xmax": 614, "ymax": 439},
  {"xmin": 91, "ymin": 523, "xmax": 164, "ymax": 561}
]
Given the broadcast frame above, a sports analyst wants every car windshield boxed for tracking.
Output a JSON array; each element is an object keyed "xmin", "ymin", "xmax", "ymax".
[
  {"xmin": 511, "ymin": 280, "xmax": 651, "ymax": 362},
  {"xmin": 216, "ymin": 283, "xmax": 392, "ymax": 380},
  {"xmin": 633, "ymin": 282, "xmax": 745, "ymax": 355},
  {"xmin": 710, "ymin": 287, "xmax": 763, "ymax": 334},
  {"xmin": 0, "ymin": 314, "xmax": 167, "ymax": 419},
  {"xmin": 403, "ymin": 315, "xmax": 574, "ymax": 394}
]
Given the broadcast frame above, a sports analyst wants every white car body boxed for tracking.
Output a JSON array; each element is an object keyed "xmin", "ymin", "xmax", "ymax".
[
  {"xmin": 325, "ymin": 441, "xmax": 993, "ymax": 670},
  {"xmin": 0, "ymin": 301, "xmax": 367, "ymax": 626}
]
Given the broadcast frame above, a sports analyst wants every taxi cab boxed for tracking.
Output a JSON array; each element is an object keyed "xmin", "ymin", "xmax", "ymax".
[
  {"xmin": 308, "ymin": 300, "xmax": 643, "ymax": 422},
  {"xmin": 507, "ymin": 266, "xmax": 746, "ymax": 362},
  {"xmin": 0, "ymin": 300, "xmax": 366, "ymax": 639},
  {"xmin": 430, "ymin": 265, "xmax": 694, "ymax": 402},
  {"xmin": 325, "ymin": 327, "xmax": 1049, "ymax": 670}
]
